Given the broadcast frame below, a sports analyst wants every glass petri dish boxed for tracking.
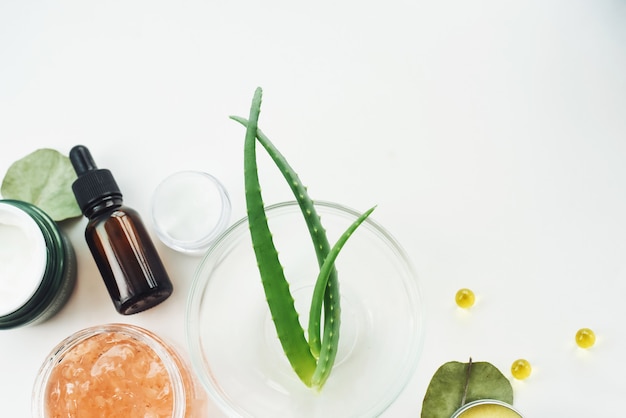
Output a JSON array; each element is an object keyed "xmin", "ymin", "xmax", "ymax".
[
  {"xmin": 186, "ymin": 200, "xmax": 424, "ymax": 417},
  {"xmin": 151, "ymin": 170, "xmax": 231, "ymax": 255}
]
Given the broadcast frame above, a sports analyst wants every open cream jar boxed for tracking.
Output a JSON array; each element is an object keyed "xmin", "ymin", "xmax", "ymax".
[
  {"xmin": 0, "ymin": 200, "xmax": 76, "ymax": 329},
  {"xmin": 451, "ymin": 399, "xmax": 523, "ymax": 418}
]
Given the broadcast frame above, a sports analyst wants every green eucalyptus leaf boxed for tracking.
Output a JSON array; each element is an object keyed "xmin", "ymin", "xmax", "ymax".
[
  {"xmin": 421, "ymin": 360, "xmax": 513, "ymax": 418},
  {"xmin": 1, "ymin": 148, "xmax": 81, "ymax": 221}
]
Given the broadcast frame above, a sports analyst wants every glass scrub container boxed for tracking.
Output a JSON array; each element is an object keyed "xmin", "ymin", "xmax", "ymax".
[
  {"xmin": 0, "ymin": 200, "xmax": 76, "ymax": 329},
  {"xmin": 451, "ymin": 400, "xmax": 523, "ymax": 418},
  {"xmin": 151, "ymin": 170, "xmax": 231, "ymax": 255},
  {"xmin": 187, "ymin": 201, "xmax": 424, "ymax": 418},
  {"xmin": 32, "ymin": 323, "xmax": 207, "ymax": 418}
]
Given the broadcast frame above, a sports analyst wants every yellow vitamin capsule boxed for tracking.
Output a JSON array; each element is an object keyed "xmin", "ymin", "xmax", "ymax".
[
  {"xmin": 575, "ymin": 328, "xmax": 596, "ymax": 349},
  {"xmin": 511, "ymin": 359, "xmax": 532, "ymax": 380},
  {"xmin": 455, "ymin": 288, "xmax": 475, "ymax": 309}
]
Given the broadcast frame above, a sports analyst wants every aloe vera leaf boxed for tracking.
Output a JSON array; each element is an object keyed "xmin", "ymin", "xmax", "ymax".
[
  {"xmin": 230, "ymin": 115, "xmax": 340, "ymax": 357},
  {"xmin": 310, "ymin": 205, "xmax": 376, "ymax": 389},
  {"xmin": 242, "ymin": 88, "xmax": 317, "ymax": 385},
  {"xmin": 234, "ymin": 90, "xmax": 374, "ymax": 390}
]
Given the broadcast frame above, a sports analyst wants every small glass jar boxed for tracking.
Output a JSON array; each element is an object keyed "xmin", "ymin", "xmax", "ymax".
[
  {"xmin": 0, "ymin": 199, "xmax": 76, "ymax": 329},
  {"xmin": 32, "ymin": 323, "xmax": 207, "ymax": 418},
  {"xmin": 151, "ymin": 170, "xmax": 231, "ymax": 255}
]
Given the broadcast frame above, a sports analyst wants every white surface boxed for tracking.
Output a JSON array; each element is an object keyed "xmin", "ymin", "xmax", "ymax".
[{"xmin": 0, "ymin": 1, "xmax": 625, "ymax": 416}]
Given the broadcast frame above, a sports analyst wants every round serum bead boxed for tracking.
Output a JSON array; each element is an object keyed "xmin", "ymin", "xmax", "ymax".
[
  {"xmin": 455, "ymin": 288, "xmax": 476, "ymax": 309},
  {"xmin": 511, "ymin": 359, "xmax": 532, "ymax": 380},
  {"xmin": 575, "ymin": 328, "xmax": 596, "ymax": 349}
]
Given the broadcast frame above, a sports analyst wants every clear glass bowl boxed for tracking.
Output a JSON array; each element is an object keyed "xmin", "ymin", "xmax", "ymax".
[{"xmin": 186, "ymin": 201, "xmax": 424, "ymax": 418}]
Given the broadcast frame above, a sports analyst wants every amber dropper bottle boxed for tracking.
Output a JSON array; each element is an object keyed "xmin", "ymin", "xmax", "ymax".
[{"xmin": 69, "ymin": 145, "xmax": 173, "ymax": 315}]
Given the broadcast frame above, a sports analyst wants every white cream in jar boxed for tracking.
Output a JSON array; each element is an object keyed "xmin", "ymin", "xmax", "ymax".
[
  {"xmin": 0, "ymin": 202, "xmax": 47, "ymax": 316},
  {"xmin": 0, "ymin": 200, "xmax": 76, "ymax": 328}
]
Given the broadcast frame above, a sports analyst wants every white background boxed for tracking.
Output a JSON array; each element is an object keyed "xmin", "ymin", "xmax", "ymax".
[{"xmin": 1, "ymin": 1, "xmax": 626, "ymax": 416}]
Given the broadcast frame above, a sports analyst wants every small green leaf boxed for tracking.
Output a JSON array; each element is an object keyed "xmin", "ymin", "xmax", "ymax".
[
  {"xmin": 1, "ymin": 148, "xmax": 81, "ymax": 221},
  {"xmin": 421, "ymin": 360, "xmax": 513, "ymax": 418}
]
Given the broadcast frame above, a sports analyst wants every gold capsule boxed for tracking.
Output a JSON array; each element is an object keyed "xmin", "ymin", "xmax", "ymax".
[
  {"xmin": 575, "ymin": 328, "xmax": 596, "ymax": 349},
  {"xmin": 455, "ymin": 288, "xmax": 475, "ymax": 309},
  {"xmin": 511, "ymin": 359, "xmax": 532, "ymax": 380}
]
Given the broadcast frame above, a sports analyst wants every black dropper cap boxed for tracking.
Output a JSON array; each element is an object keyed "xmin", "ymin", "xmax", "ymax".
[{"xmin": 69, "ymin": 145, "xmax": 122, "ymax": 214}]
